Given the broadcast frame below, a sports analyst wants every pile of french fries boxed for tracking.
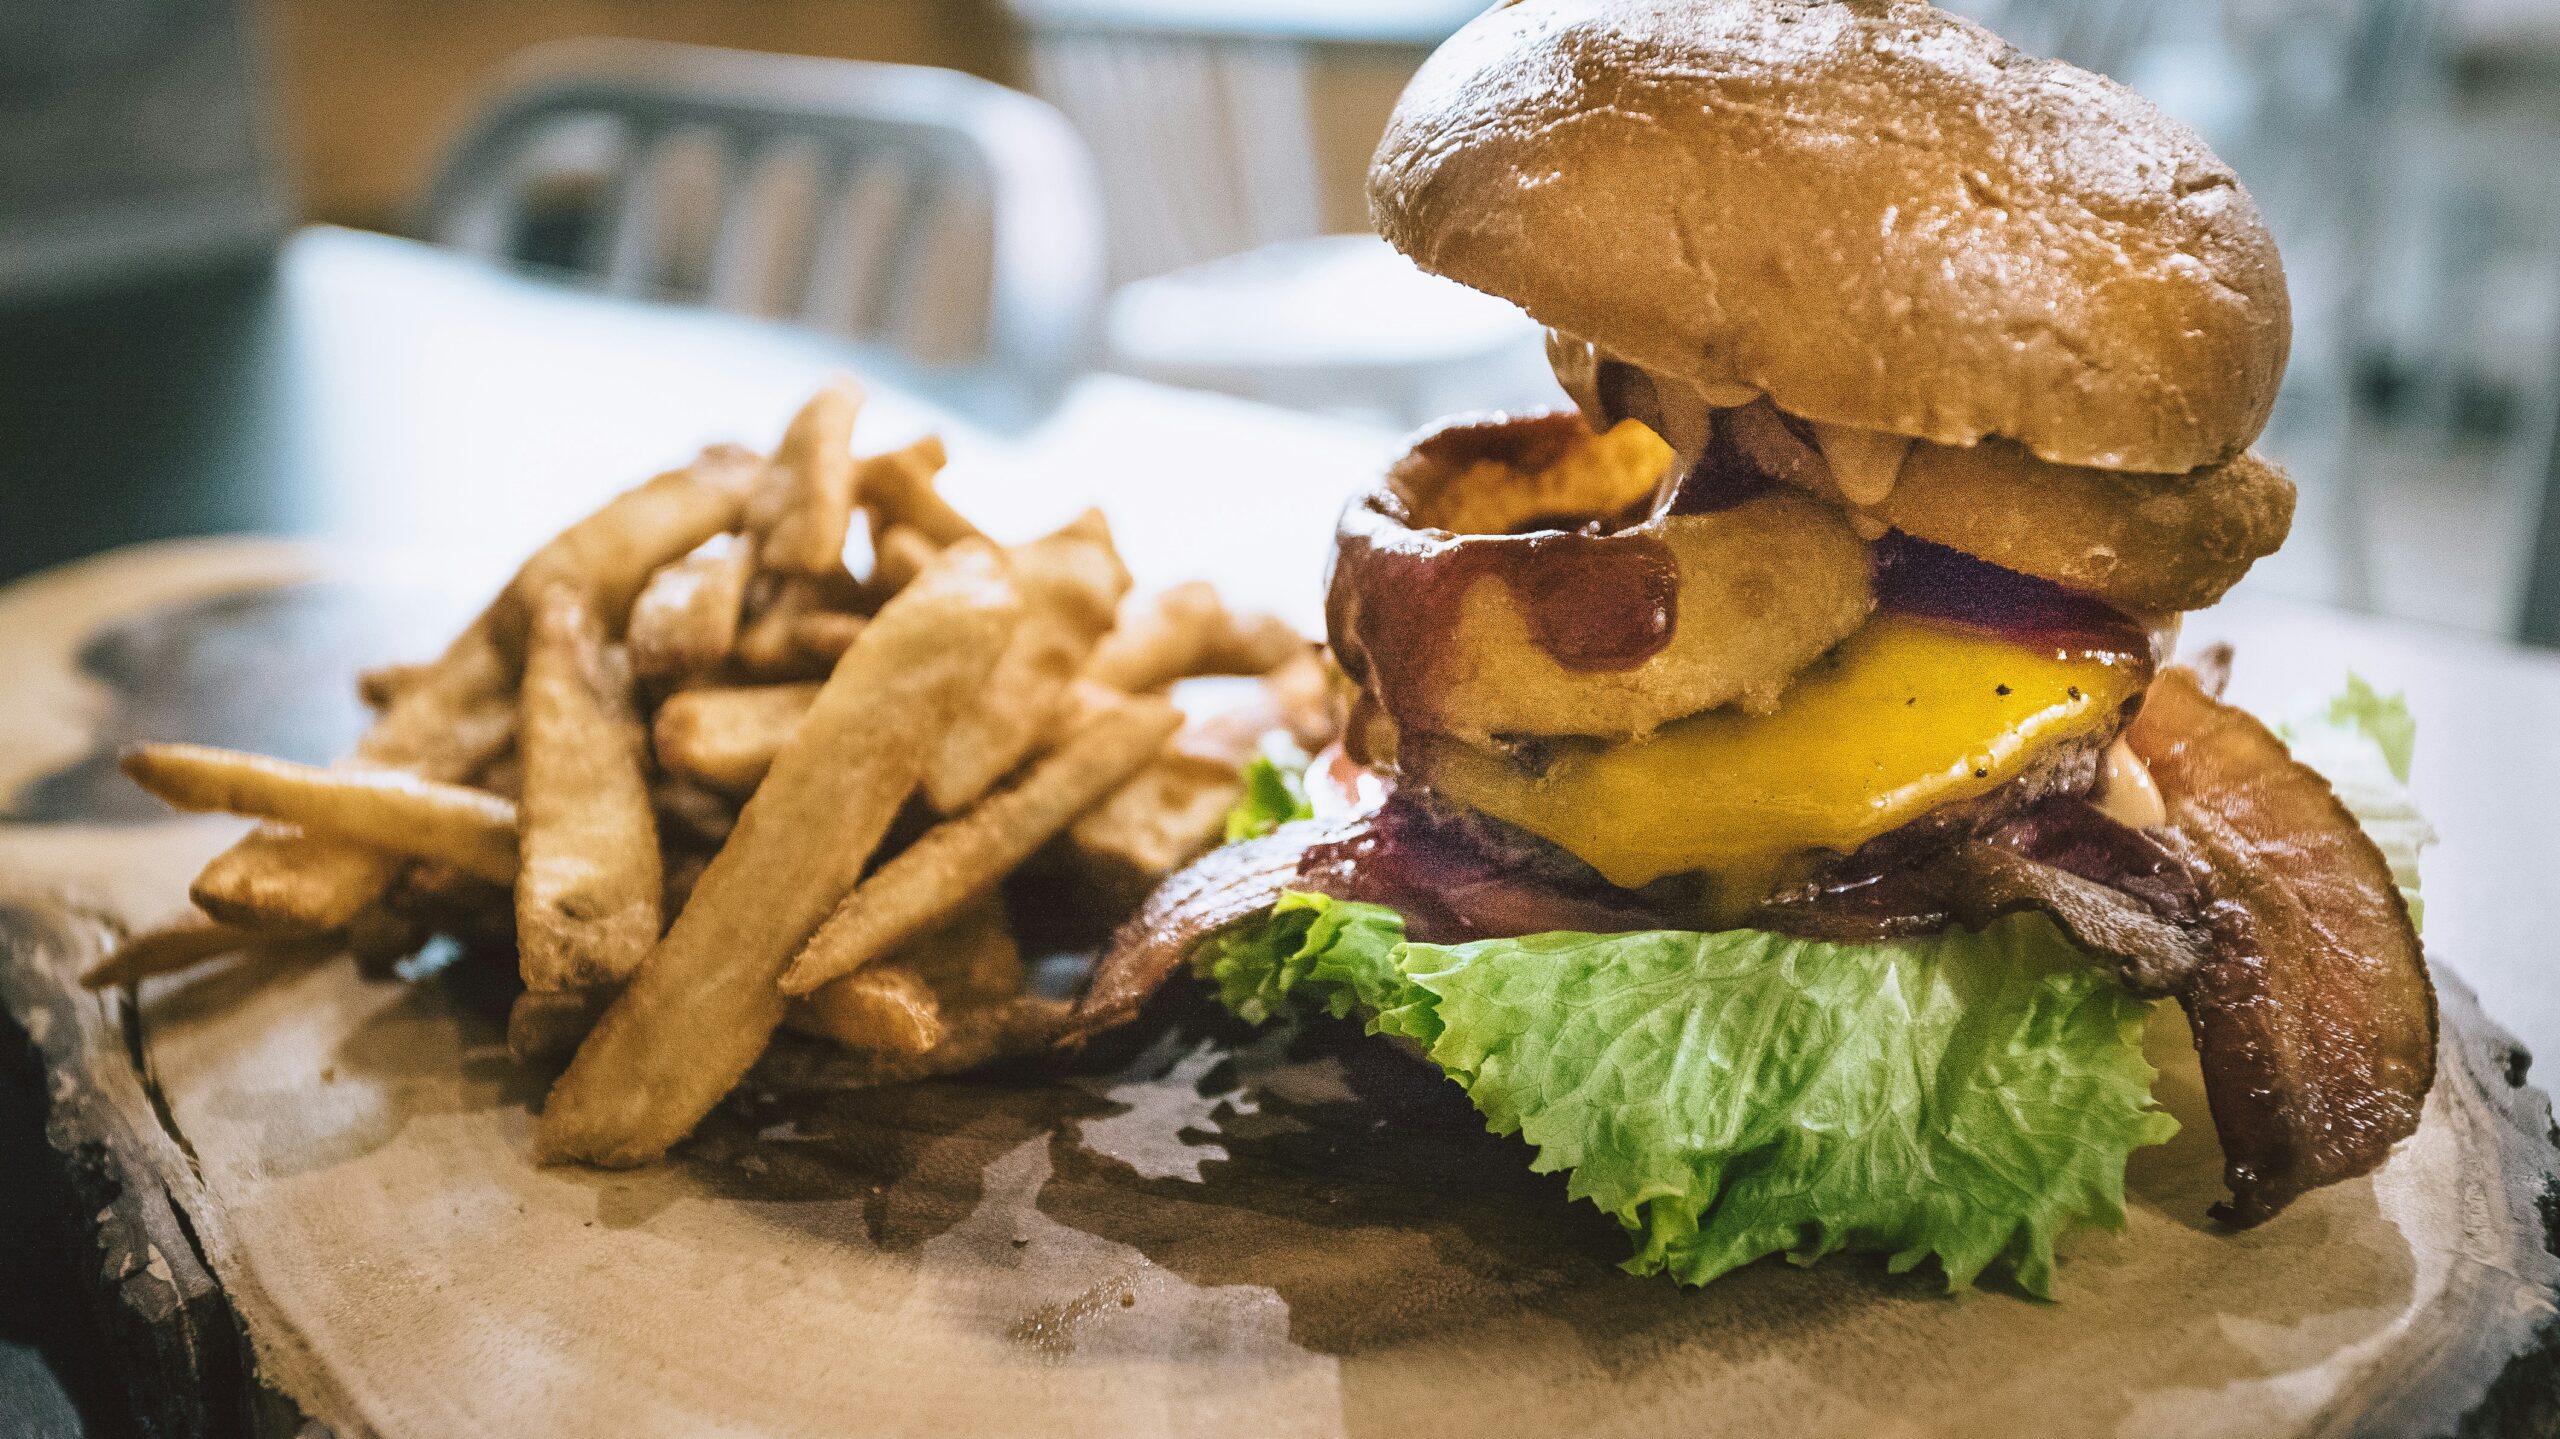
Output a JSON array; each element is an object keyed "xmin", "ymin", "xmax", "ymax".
[{"xmin": 99, "ymin": 378, "xmax": 1325, "ymax": 1167}]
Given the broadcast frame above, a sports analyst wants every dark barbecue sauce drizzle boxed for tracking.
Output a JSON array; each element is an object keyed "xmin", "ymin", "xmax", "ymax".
[
  {"xmin": 1335, "ymin": 531, "xmax": 1681, "ymax": 713},
  {"xmin": 1510, "ymin": 529, "xmax": 1679, "ymax": 670}
]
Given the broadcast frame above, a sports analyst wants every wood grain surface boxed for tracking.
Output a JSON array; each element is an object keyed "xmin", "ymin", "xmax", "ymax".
[{"xmin": 3, "ymin": 541, "xmax": 2557, "ymax": 1438}]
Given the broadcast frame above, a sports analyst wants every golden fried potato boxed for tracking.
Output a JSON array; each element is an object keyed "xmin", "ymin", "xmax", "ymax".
[
  {"xmin": 83, "ymin": 911, "xmax": 259, "ymax": 989},
  {"xmin": 509, "ymin": 986, "xmax": 615, "ymax": 1065},
  {"xmin": 923, "ymin": 509, "xmax": 1130, "ymax": 813},
  {"xmin": 539, "ymin": 541, "xmax": 1020, "ymax": 1168},
  {"xmin": 193, "ymin": 621, "xmax": 514, "ymax": 931},
  {"xmin": 651, "ymin": 682, "xmax": 818, "ymax": 794},
  {"xmin": 1083, "ymin": 582, "xmax": 1304, "ymax": 693},
  {"xmin": 1063, "ymin": 752, "xmax": 1242, "ymax": 915},
  {"xmin": 780, "ymin": 696, "xmax": 1181, "ymax": 996},
  {"xmin": 626, "ymin": 533, "xmax": 753, "ymax": 680},
  {"xmin": 515, "ymin": 584, "xmax": 660, "ymax": 991},
  {"xmin": 127, "ymin": 744, "xmax": 520, "ymax": 883},
  {"xmin": 750, "ymin": 379, "xmax": 863, "ymax": 577},
  {"xmin": 785, "ymin": 963, "xmax": 945, "ymax": 1057}
]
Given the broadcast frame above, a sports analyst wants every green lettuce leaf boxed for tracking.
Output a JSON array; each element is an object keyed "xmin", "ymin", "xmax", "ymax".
[
  {"xmin": 1222, "ymin": 737, "xmax": 1313, "ymax": 843},
  {"xmin": 1201, "ymin": 889, "xmax": 1403, "ymax": 1025},
  {"xmin": 2281, "ymin": 675, "xmax": 2431, "ymax": 929},
  {"xmin": 1199, "ymin": 897, "xmax": 2176, "ymax": 1296}
]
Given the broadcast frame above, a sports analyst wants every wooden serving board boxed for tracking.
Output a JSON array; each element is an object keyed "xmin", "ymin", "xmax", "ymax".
[{"xmin": 5, "ymin": 542, "xmax": 2559, "ymax": 1439}]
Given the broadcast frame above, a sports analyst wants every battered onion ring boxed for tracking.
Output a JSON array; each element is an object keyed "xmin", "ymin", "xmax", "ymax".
[
  {"xmin": 1328, "ymin": 412, "xmax": 1873, "ymax": 745},
  {"xmin": 1882, "ymin": 441, "xmax": 2294, "ymax": 613},
  {"xmin": 1722, "ymin": 400, "xmax": 2294, "ymax": 613}
]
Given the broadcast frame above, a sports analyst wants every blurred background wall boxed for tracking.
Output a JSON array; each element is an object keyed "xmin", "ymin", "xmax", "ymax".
[
  {"xmin": 10, "ymin": 0, "xmax": 2560, "ymax": 644},
  {"xmin": 275, "ymin": 2, "xmax": 1020, "ymax": 231},
  {"xmin": 264, "ymin": 1, "xmax": 1415, "ymax": 250}
]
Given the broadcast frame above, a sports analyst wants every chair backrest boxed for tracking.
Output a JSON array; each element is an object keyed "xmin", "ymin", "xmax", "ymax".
[
  {"xmin": 1026, "ymin": 33, "xmax": 1321, "ymax": 283},
  {"xmin": 1005, "ymin": 0, "xmax": 1479, "ymax": 283},
  {"xmin": 417, "ymin": 39, "xmax": 1106, "ymax": 423}
]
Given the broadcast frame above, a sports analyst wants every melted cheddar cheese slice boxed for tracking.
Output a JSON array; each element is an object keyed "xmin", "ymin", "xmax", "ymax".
[{"xmin": 1415, "ymin": 614, "xmax": 2146, "ymax": 893}]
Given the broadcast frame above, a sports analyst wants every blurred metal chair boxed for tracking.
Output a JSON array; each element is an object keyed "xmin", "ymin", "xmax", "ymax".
[
  {"xmin": 416, "ymin": 39, "xmax": 1106, "ymax": 425},
  {"xmin": 1005, "ymin": 0, "xmax": 1481, "ymax": 282},
  {"xmin": 1003, "ymin": 0, "xmax": 1549, "ymax": 427}
]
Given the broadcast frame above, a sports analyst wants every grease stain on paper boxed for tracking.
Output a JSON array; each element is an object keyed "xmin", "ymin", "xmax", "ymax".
[{"xmin": 1073, "ymin": 1036, "xmax": 1252, "ymax": 1183}]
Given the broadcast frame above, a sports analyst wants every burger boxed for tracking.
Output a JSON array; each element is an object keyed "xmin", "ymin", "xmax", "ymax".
[{"xmin": 1067, "ymin": 0, "xmax": 2436, "ymax": 1296}]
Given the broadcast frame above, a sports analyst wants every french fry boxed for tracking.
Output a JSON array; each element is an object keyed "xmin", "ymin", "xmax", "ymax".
[
  {"xmin": 129, "ymin": 744, "xmax": 519, "ymax": 884},
  {"xmin": 341, "ymin": 905, "xmax": 432, "ymax": 966},
  {"xmin": 509, "ymin": 986, "xmax": 616, "ymax": 1065},
  {"xmin": 356, "ymin": 661, "xmax": 434, "ymax": 709},
  {"xmin": 1083, "ymin": 583, "xmax": 1217, "ymax": 691},
  {"xmin": 732, "ymin": 577, "xmax": 806, "ymax": 677},
  {"xmin": 1082, "ymin": 582, "xmax": 1306, "ymax": 692},
  {"xmin": 785, "ymin": 962, "xmax": 945, "ymax": 1057},
  {"xmin": 1046, "ymin": 677, "xmax": 1127, "ymax": 741},
  {"xmin": 193, "ymin": 621, "xmax": 514, "ymax": 930},
  {"xmin": 387, "ymin": 862, "xmax": 516, "ymax": 950},
  {"xmin": 922, "ymin": 995, "xmax": 1072, "ymax": 1075},
  {"xmin": 1163, "ymin": 654, "xmax": 1339, "ymax": 765},
  {"xmin": 862, "ymin": 525, "xmax": 942, "ymax": 606},
  {"xmin": 118, "ymin": 378, "xmax": 1350, "ymax": 1125},
  {"xmin": 780, "ymin": 695, "xmax": 1181, "ymax": 997},
  {"xmin": 627, "ymin": 533, "xmax": 753, "ymax": 680},
  {"xmin": 750, "ymin": 379, "xmax": 864, "ymax": 576},
  {"xmin": 1244, "ymin": 649, "xmax": 1338, "ymax": 751},
  {"xmin": 653, "ymin": 776, "xmax": 741, "ymax": 847},
  {"xmin": 499, "ymin": 442, "xmax": 763, "ymax": 650},
  {"xmin": 538, "ymin": 540, "xmax": 1021, "ymax": 1168},
  {"xmin": 192, "ymin": 434, "xmax": 738, "ymax": 931},
  {"xmin": 733, "ymin": 578, "xmax": 859, "ymax": 680},
  {"xmin": 760, "ymin": 993, "xmax": 1072, "ymax": 1090},
  {"xmin": 662, "ymin": 850, "xmax": 711, "ymax": 915},
  {"xmin": 516, "ymin": 584, "xmax": 662, "ymax": 990},
  {"xmin": 651, "ymin": 682, "xmax": 818, "ymax": 793},
  {"xmin": 855, "ymin": 435, "xmax": 981, "ymax": 548},
  {"xmin": 789, "ymin": 611, "xmax": 866, "ymax": 662},
  {"xmin": 897, "ymin": 891, "xmax": 1024, "ymax": 1007},
  {"xmin": 82, "ymin": 911, "xmax": 260, "ymax": 989},
  {"xmin": 1204, "ymin": 612, "xmax": 1311, "ymax": 676},
  {"xmin": 796, "ymin": 562, "xmax": 870, "ymax": 614},
  {"xmin": 244, "ymin": 621, "xmax": 515, "ymax": 780},
  {"xmin": 475, "ymin": 749, "xmax": 524, "ymax": 804},
  {"xmin": 1064, "ymin": 752, "xmax": 1244, "ymax": 915},
  {"xmin": 922, "ymin": 509, "xmax": 1132, "ymax": 814},
  {"xmin": 1062, "ymin": 656, "xmax": 1341, "ymax": 908},
  {"xmin": 193, "ymin": 830, "xmax": 408, "ymax": 934}
]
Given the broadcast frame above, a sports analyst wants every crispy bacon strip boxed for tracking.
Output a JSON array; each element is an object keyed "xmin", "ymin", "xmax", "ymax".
[
  {"xmin": 1295, "ymin": 791, "xmax": 1665, "ymax": 944},
  {"xmin": 1061, "ymin": 816, "xmax": 1363, "ymax": 1043},
  {"xmin": 2129, "ymin": 667, "xmax": 2436, "ymax": 1226},
  {"xmin": 1943, "ymin": 842, "xmax": 2210, "ymax": 996},
  {"xmin": 1750, "ymin": 795, "xmax": 2214, "ymax": 997},
  {"xmin": 1063, "ymin": 794, "xmax": 1661, "ymax": 1044}
]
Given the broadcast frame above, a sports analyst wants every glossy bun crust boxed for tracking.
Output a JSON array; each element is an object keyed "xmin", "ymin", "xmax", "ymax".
[{"xmin": 1369, "ymin": 0, "xmax": 2292, "ymax": 473}]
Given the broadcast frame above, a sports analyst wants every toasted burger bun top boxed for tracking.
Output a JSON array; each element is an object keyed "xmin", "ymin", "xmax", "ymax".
[{"xmin": 1369, "ymin": 0, "xmax": 2291, "ymax": 474}]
